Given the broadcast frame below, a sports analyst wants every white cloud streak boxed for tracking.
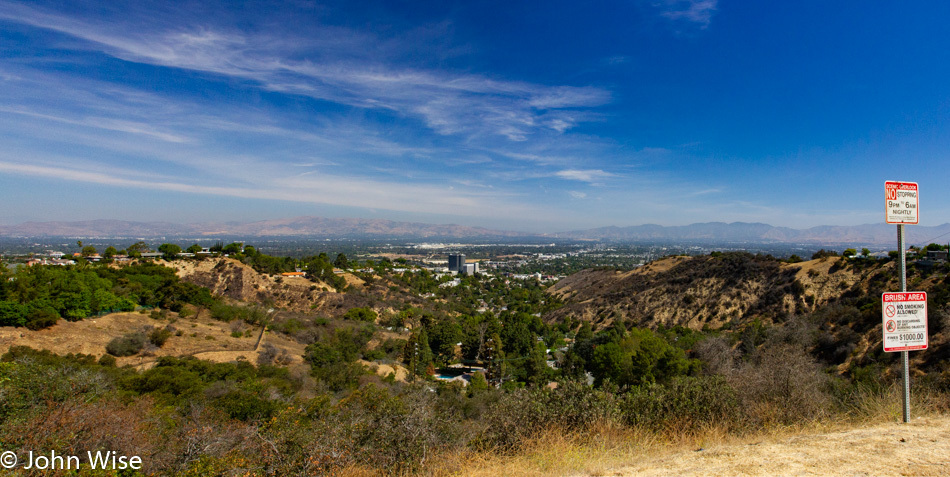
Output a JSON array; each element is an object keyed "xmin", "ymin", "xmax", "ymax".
[
  {"xmin": 555, "ymin": 169, "xmax": 616, "ymax": 183},
  {"xmin": 0, "ymin": 106, "xmax": 190, "ymax": 143},
  {"xmin": 0, "ymin": 157, "xmax": 537, "ymax": 220},
  {"xmin": 0, "ymin": 1, "xmax": 610, "ymax": 141},
  {"xmin": 655, "ymin": 0, "xmax": 718, "ymax": 28}
]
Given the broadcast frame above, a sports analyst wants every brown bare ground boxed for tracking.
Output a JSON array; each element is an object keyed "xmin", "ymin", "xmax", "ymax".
[
  {"xmin": 602, "ymin": 416, "xmax": 950, "ymax": 477},
  {"xmin": 0, "ymin": 310, "xmax": 308, "ymax": 370}
]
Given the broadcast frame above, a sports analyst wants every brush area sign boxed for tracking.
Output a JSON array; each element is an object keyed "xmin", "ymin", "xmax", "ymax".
[
  {"xmin": 882, "ymin": 292, "xmax": 928, "ymax": 352},
  {"xmin": 885, "ymin": 181, "xmax": 918, "ymax": 224}
]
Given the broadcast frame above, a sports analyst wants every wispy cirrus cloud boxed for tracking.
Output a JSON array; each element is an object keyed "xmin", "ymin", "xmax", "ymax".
[
  {"xmin": 0, "ymin": 156, "xmax": 536, "ymax": 220},
  {"xmin": 655, "ymin": 0, "xmax": 718, "ymax": 28},
  {"xmin": 555, "ymin": 169, "xmax": 616, "ymax": 183},
  {"xmin": 0, "ymin": 1, "xmax": 610, "ymax": 142},
  {"xmin": 0, "ymin": 106, "xmax": 190, "ymax": 143}
]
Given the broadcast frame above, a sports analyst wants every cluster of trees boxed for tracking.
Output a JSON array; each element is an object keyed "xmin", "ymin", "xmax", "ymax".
[
  {"xmin": 303, "ymin": 320, "xmax": 388, "ymax": 392},
  {"xmin": 303, "ymin": 253, "xmax": 347, "ymax": 291},
  {"xmin": 562, "ymin": 321, "xmax": 698, "ymax": 387},
  {"xmin": 81, "ymin": 239, "xmax": 356, "ymax": 292},
  {"xmin": 0, "ymin": 262, "xmax": 215, "ymax": 329}
]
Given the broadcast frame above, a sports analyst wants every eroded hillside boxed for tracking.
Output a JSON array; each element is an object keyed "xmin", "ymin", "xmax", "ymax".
[
  {"xmin": 546, "ymin": 252, "xmax": 950, "ymax": 374},
  {"xmin": 159, "ymin": 257, "xmax": 384, "ymax": 316},
  {"xmin": 548, "ymin": 254, "xmax": 839, "ymax": 329}
]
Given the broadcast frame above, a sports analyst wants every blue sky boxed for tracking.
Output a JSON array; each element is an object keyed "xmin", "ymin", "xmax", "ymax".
[{"xmin": 1, "ymin": 0, "xmax": 949, "ymax": 232}]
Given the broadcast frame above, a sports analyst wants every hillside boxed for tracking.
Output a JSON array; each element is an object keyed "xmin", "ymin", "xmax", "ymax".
[
  {"xmin": 548, "ymin": 254, "xmax": 860, "ymax": 329},
  {"xmin": 159, "ymin": 257, "xmax": 398, "ymax": 317},
  {"xmin": 0, "ymin": 256, "xmax": 418, "ymax": 382},
  {"xmin": 0, "ymin": 310, "xmax": 306, "ymax": 369},
  {"xmin": 3, "ymin": 252, "xmax": 950, "ymax": 475},
  {"xmin": 546, "ymin": 252, "xmax": 950, "ymax": 373}
]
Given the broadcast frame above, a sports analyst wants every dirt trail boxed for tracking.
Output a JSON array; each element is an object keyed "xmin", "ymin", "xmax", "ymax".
[{"xmin": 606, "ymin": 415, "xmax": 950, "ymax": 476}]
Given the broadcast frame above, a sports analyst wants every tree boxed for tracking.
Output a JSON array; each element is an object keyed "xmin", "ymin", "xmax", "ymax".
[
  {"xmin": 862, "ymin": 248, "xmax": 871, "ymax": 257},
  {"xmin": 242, "ymin": 245, "xmax": 257, "ymax": 257},
  {"xmin": 0, "ymin": 301, "xmax": 28, "ymax": 327},
  {"xmin": 812, "ymin": 249, "xmax": 838, "ymax": 260},
  {"xmin": 524, "ymin": 341, "xmax": 550, "ymax": 386},
  {"xmin": 127, "ymin": 241, "xmax": 150, "ymax": 253},
  {"xmin": 590, "ymin": 341, "xmax": 627, "ymax": 387},
  {"xmin": 81, "ymin": 245, "xmax": 98, "ymax": 257},
  {"xmin": 334, "ymin": 253, "xmax": 349, "ymax": 270},
  {"xmin": 589, "ymin": 327, "xmax": 696, "ymax": 388},
  {"xmin": 186, "ymin": 244, "xmax": 202, "ymax": 254},
  {"xmin": 158, "ymin": 243, "xmax": 182, "ymax": 260},
  {"xmin": 428, "ymin": 317, "xmax": 463, "ymax": 364},
  {"xmin": 305, "ymin": 254, "xmax": 346, "ymax": 292},
  {"xmin": 223, "ymin": 242, "xmax": 243, "ymax": 255},
  {"xmin": 843, "ymin": 248, "xmax": 856, "ymax": 258},
  {"xmin": 485, "ymin": 332, "xmax": 506, "ymax": 384},
  {"xmin": 468, "ymin": 371, "xmax": 490, "ymax": 395},
  {"xmin": 103, "ymin": 246, "xmax": 118, "ymax": 259},
  {"xmin": 406, "ymin": 328, "xmax": 434, "ymax": 381},
  {"xmin": 127, "ymin": 241, "xmax": 149, "ymax": 258}
]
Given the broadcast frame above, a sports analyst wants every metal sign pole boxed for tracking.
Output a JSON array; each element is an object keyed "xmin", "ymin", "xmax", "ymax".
[{"xmin": 897, "ymin": 224, "xmax": 910, "ymax": 423}]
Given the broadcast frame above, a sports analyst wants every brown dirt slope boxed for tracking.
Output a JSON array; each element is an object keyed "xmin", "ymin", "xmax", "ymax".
[
  {"xmin": 547, "ymin": 252, "xmax": 950, "ymax": 377},
  {"xmin": 0, "ymin": 310, "xmax": 307, "ymax": 370},
  {"xmin": 607, "ymin": 415, "xmax": 950, "ymax": 476},
  {"xmin": 547, "ymin": 254, "xmax": 887, "ymax": 330},
  {"xmin": 159, "ymin": 257, "xmax": 370, "ymax": 315}
]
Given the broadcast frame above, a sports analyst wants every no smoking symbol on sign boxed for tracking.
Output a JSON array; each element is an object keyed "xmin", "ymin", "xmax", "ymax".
[
  {"xmin": 886, "ymin": 304, "xmax": 897, "ymax": 318},
  {"xmin": 886, "ymin": 320, "xmax": 897, "ymax": 333}
]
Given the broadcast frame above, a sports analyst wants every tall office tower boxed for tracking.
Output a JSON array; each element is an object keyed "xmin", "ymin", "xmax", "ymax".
[{"xmin": 448, "ymin": 253, "xmax": 465, "ymax": 273}]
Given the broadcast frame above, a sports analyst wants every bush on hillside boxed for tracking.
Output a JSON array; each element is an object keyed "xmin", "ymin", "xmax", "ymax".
[{"xmin": 106, "ymin": 332, "xmax": 147, "ymax": 357}]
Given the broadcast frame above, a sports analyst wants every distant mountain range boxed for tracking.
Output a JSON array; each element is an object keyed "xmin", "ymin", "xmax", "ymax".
[
  {"xmin": 1, "ymin": 217, "xmax": 949, "ymax": 245},
  {"xmin": 553, "ymin": 222, "xmax": 950, "ymax": 245},
  {"xmin": 0, "ymin": 217, "xmax": 531, "ymax": 240}
]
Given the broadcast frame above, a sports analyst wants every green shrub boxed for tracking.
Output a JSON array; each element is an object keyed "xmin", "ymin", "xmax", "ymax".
[
  {"xmin": 480, "ymin": 381, "xmax": 620, "ymax": 450},
  {"xmin": 149, "ymin": 327, "xmax": 173, "ymax": 347},
  {"xmin": 342, "ymin": 307, "xmax": 377, "ymax": 322},
  {"xmin": 272, "ymin": 317, "xmax": 305, "ymax": 335},
  {"xmin": 214, "ymin": 391, "xmax": 277, "ymax": 422},
  {"xmin": 211, "ymin": 302, "xmax": 267, "ymax": 325},
  {"xmin": 621, "ymin": 376, "xmax": 740, "ymax": 431},
  {"xmin": 24, "ymin": 308, "xmax": 60, "ymax": 330},
  {"xmin": 106, "ymin": 332, "xmax": 147, "ymax": 356},
  {"xmin": 97, "ymin": 354, "xmax": 117, "ymax": 367},
  {"xmin": 123, "ymin": 365, "xmax": 203, "ymax": 399}
]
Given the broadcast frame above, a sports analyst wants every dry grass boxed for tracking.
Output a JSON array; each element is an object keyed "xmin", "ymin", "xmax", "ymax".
[
  {"xmin": 404, "ymin": 423, "xmax": 744, "ymax": 477},
  {"xmin": 410, "ymin": 411, "xmax": 950, "ymax": 477},
  {"xmin": 387, "ymin": 385, "xmax": 950, "ymax": 477}
]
